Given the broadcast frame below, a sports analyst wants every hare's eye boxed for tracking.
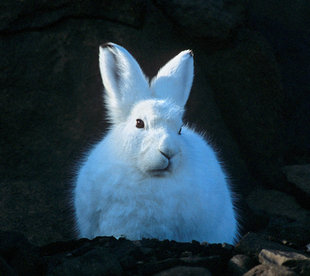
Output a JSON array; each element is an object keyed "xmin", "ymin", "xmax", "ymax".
[
  {"xmin": 178, "ymin": 127, "xmax": 182, "ymax": 135},
  {"xmin": 136, "ymin": 119, "xmax": 145, "ymax": 129}
]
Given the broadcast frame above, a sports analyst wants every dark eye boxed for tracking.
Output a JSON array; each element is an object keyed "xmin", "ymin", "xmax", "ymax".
[
  {"xmin": 178, "ymin": 127, "xmax": 182, "ymax": 135},
  {"xmin": 136, "ymin": 119, "xmax": 144, "ymax": 129}
]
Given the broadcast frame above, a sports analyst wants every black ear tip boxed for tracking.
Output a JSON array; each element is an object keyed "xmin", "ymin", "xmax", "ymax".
[
  {"xmin": 100, "ymin": 42, "xmax": 114, "ymax": 50},
  {"xmin": 189, "ymin": 50, "xmax": 194, "ymax": 57}
]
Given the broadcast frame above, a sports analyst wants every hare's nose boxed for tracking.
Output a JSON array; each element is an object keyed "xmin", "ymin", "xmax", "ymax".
[{"xmin": 159, "ymin": 150, "xmax": 171, "ymax": 160}]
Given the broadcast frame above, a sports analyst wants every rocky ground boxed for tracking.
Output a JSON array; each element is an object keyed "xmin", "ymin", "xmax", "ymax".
[
  {"xmin": 1, "ymin": 231, "xmax": 310, "ymax": 275},
  {"xmin": 1, "ymin": 0, "xmax": 310, "ymax": 275}
]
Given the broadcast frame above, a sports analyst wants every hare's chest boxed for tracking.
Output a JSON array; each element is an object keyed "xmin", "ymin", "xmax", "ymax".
[
  {"xmin": 100, "ymin": 176, "xmax": 198, "ymax": 217},
  {"xmin": 97, "ymin": 178, "xmax": 204, "ymax": 241}
]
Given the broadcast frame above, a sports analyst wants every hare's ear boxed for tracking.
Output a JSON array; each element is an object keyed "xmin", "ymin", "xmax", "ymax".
[
  {"xmin": 151, "ymin": 50, "xmax": 194, "ymax": 107},
  {"xmin": 99, "ymin": 43, "xmax": 150, "ymax": 124}
]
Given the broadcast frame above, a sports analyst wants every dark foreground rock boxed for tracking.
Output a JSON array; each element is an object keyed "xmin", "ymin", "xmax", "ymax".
[
  {"xmin": 283, "ymin": 165, "xmax": 310, "ymax": 198},
  {"xmin": 1, "ymin": 231, "xmax": 309, "ymax": 276}
]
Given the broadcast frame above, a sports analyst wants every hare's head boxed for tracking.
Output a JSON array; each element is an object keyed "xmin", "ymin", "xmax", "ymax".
[{"xmin": 99, "ymin": 43, "xmax": 194, "ymax": 177}]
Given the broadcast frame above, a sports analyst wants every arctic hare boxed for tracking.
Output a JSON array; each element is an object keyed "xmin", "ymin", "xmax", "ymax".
[{"xmin": 73, "ymin": 43, "xmax": 238, "ymax": 244}]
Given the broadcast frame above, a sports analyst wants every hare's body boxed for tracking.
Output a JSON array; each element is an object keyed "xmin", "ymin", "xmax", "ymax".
[{"xmin": 74, "ymin": 43, "xmax": 238, "ymax": 244}]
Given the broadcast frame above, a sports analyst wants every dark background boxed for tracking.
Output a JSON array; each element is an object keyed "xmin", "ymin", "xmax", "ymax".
[{"xmin": 0, "ymin": 0, "xmax": 309, "ymax": 246}]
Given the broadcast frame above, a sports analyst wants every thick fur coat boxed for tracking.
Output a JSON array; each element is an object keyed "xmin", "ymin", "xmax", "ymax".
[{"xmin": 73, "ymin": 43, "xmax": 238, "ymax": 244}]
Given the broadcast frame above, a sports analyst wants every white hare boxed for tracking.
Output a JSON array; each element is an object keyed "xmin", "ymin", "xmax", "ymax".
[{"xmin": 73, "ymin": 43, "xmax": 238, "ymax": 244}]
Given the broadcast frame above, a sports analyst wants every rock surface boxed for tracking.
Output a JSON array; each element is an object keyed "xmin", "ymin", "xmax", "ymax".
[
  {"xmin": 246, "ymin": 0, "xmax": 310, "ymax": 164},
  {"xmin": 1, "ymin": 231, "xmax": 310, "ymax": 275},
  {"xmin": 245, "ymin": 187, "xmax": 310, "ymax": 247},
  {"xmin": 205, "ymin": 30, "xmax": 285, "ymax": 184},
  {"xmin": 283, "ymin": 164, "xmax": 310, "ymax": 196},
  {"xmin": 259, "ymin": 249, "xmax": 310, "ymax": 266},
  {"xmin": 235, "ymin": 233, "xmax": 295, "ymax": 257},
  {"xmin": 228, "ymin": 254, "xmax": 257, "ymax": 276},
  {"xmin": 244, "ymin": 264, "xmax": 298, "ymax": 276},
  {"xmin": 153, "ymin": 0, "xmax": 245, "ymax": 40},
  {"xmin": 0, "ymin": 0, "xmax": 146, "ymax": 32},
  {"xmin": 244, "ymin": 249, "xmax": 310, "ymax": 276},
  {"xmin": 154, "ymin": 266, "xmax": 211, "ymax": 276},
  {"xmin": 246, "ymin": 188, "xmax": 309, "ymax": 221}
]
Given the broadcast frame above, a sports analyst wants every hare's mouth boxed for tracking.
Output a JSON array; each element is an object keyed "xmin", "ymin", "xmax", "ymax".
[{"xmin": 148, "ymin": 163, "xmax": 171, "ymax": 177}]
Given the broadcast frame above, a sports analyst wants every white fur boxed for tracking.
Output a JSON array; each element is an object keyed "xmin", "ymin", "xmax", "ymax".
[{"xmin": 73, "ymin": 43, "xmax": 238, "ymax": 244}]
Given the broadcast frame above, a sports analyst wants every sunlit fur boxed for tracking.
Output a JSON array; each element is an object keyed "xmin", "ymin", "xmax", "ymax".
[{"xmin": 73, "ymin": 43, "xmax": 238, "ymax": 244}]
